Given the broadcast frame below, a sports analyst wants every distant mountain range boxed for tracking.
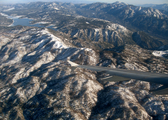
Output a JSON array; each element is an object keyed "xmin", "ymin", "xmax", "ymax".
[
  {"xmin": 1, "ymin": 1, "xmax": 168, "ymax": 50},
  {"xmin": 140, "ymin": 3, "xmax": 168, "ymax": 11}
]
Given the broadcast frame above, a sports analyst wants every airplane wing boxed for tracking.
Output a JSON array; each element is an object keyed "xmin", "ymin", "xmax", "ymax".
[{"xmin": 68, "ymin": 60, "xmax": 168, "ymax": 95}]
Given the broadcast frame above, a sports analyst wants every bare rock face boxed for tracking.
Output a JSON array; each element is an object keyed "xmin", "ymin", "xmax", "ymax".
[{"xmin": 0, "ymin": 26, "xmax": 168, "ymax": 120}]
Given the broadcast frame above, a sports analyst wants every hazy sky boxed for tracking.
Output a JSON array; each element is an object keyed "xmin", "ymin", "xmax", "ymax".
[{"xmin": 0, "ymin": 0, "xmax": 168, "ymax": 5}]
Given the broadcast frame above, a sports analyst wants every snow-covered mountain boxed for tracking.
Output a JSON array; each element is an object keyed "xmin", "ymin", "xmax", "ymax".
[
  {"xmin": 1, "ymin": 1, "xmax": 168, "ymax": 42},
  {"xmin": 0, "ymin": 1, "xmax": 168, "ymax": 120},
  {"xmin": 0, "ymin": 25, "xmax": 168, "ymax": 120},
  {"xmin": 141, "ymin": 3, "xmax": 168, "ymax": 11},
  {"xmin": 75, "ymin": 2, "xmax": 168, "ymax": 39}
]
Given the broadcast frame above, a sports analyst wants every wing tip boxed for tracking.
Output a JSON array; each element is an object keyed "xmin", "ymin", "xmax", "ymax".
[{"xmin": 67, "ymin": 60, "xmax": 79, "ymax": 67}]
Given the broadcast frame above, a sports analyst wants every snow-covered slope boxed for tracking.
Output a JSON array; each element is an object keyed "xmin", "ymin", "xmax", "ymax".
[
  {"xmin": 1, "ymin": 1, "xmax": 168, "ymax": 49},
  {"xmin": 152, "ymin": 50, "xmax": 168, "ymax": 57},
  {"xmin": 75, "ymin": 2, "xmax": 168, "ymax": 39},
  {"xmin": 0, "ymin": 26, "xmax": 168, "ymax": 120},
  {"xmin": 68, "ymin": 23, "xmax": 132, "ymax": 47},
  {"xmin": 141, "ymin": 4, "xmax": 168, "ymax": 11},
  {"xmin": 0, "ymin": 1, "xmax": 168, "ymax": 119}
]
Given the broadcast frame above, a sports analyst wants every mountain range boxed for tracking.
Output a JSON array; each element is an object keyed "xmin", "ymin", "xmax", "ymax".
[
  {"xmin": 0, "ymin": 1, "xmax": 168, "ymax": 120},
  {"xmin": 141, "ymin": 3, "xmax": 168, "ymax": 11}
]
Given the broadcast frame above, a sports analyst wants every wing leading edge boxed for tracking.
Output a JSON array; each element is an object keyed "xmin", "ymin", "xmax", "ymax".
[{"xmin": 68, "ymin": 60, "xmax": 168, "ymax": 95}]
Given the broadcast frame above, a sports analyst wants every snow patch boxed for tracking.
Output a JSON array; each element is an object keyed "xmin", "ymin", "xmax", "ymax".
[
  {"xmin": 33, "ymin": 22, "xmax": 51, "ymax": 24},
  {"xmin": 1, "ymin": 13, "xmax": 22, "ymax": 19},
  {"xmin": 9, "ymin": 15, "xmax": 23, "ymax": 19},
  {"xmin": 54, "ymin": 7, "xmax": 59, "ymax": 10},
  {"xmin": 107, "ymin": 23, "xmax": 129, "ymax": 35},
  {"xmin": 0, "ymin": 13, "xmax": 9, "ymax": 17},
  {"xmin": 3, "ymin": 7, "xmax": 15, "ymax": 12},
  {"xmin": 41, "ymin": 29, "xmax": 68, "ymax": 49},
  {"xmin": 27, "ymin": 51, "xmax": 36, "ymax": 56},
  {"xmin": 139, "ymin": 7, "xmax": 141, "ymax": 11},
  {"xmin": 19, "ymin": 35, "xmax": 31, "ymax": 40},
  {"xmin": 152, "ymin": 50, "xmax": 168, "ymax": 57},
  {"xmin": 94, "ymin": 28, "xmax": 99, "ymax": 32}
]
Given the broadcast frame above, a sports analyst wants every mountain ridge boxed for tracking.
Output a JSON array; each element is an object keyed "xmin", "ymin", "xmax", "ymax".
[
  {"xmin": 1, "ymin": 1, "xmax": 168, "ymax": 50},
  {"xmin": 1, "ymin": 1, "xmax": 168, "ymax": 119},
  {"xmin": 1, "ymin": 25, "xmax": 168, "ymax": 120},
  {"xmin": 140, "ymin": 3, "xmax": 168, "ymax": 11}
]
